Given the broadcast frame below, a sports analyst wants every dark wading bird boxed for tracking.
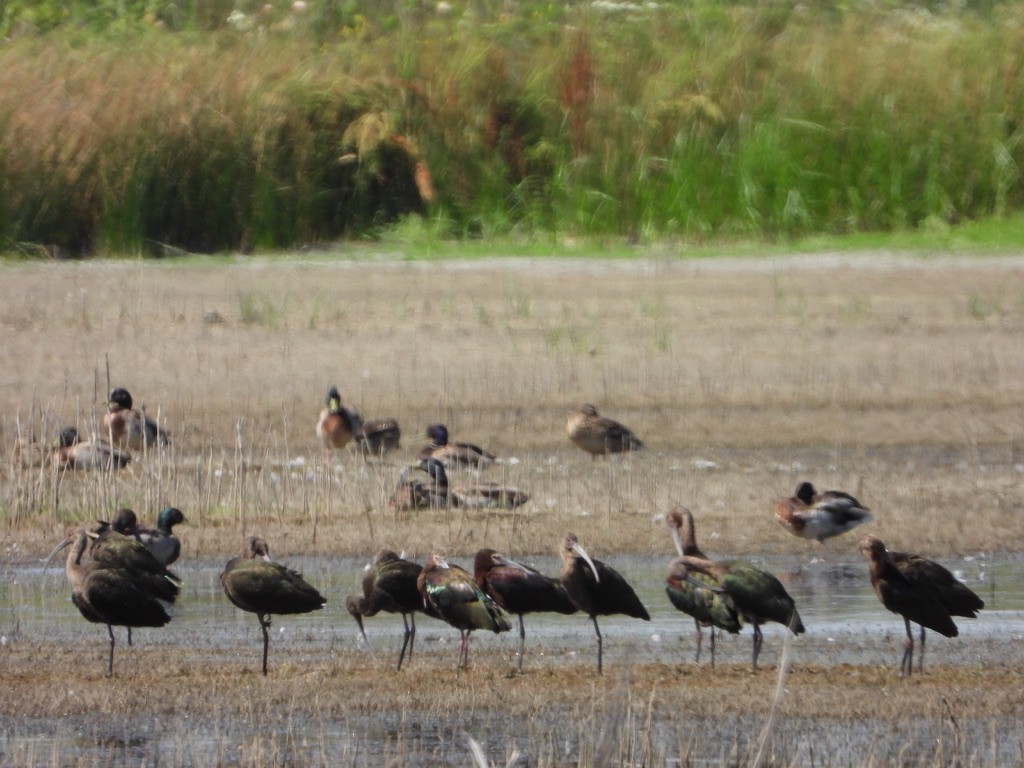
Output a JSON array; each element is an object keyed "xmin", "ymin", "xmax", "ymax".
[
  {"xmin": 111, "ymin": 506, "xmax": 186, "ymax": 565},
  {"xmin": 674, "ymin": 555, "xmax": 805, "ymax": 671},
  {"xmin": 417, "ymin": 551, "xmax": 512, "ymax": 675},
  {"xmin": 92, "ymin": 512, "xmax": 185, "ymax": 646},
  {"xmin": 473, "ymin": 548, "xmax": 577, "ymax": 673},
  {"xmin": 859, "ymin": 534, "xmax": 984, "ymax": 677},
  {"xmin": 419, "ymin": 423, "xmax": 497, "ymax": 469},
  {"xmin": 316, "ymin": 386, "xmax": 362, "ymax": 466},
  {"xmin": 566, "ymin": 404, "xmax": 643, "ymax": 460},
  {"xmin": 558, "ymin": 533, "xmax": 650, "ymax": 674},
  {"xmin": 221, "ymin": 537, "xmax": 326, "ymax": 675},
  {"xmin": 45, "ymin": 528, "xmax": 179, "ymax": 675},
  {"xmin": 665, "ymin": 507, "xmax": 741, "ymax": 666},
  {"xmin": 355, "ymin": 418, "xmax": 402, "ymax": 457},
  {"xmin": 774, "ymin": 481, "xmax": 872, "ymax": 543},
  {"xmin": 102, "ymin": 387, "xmax": 171, "ymax": 452},
  {"xmin": 346, "ymin": 550, "xmax": 433, "ymax": 670},
  {"xmin": 52, "ymin": 427, "xmax": 131, "ymax": 471}
]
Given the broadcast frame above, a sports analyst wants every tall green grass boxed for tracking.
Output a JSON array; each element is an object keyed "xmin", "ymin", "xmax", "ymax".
[{"xmin": 1, "ymin": 2, "xmax": 1023, "ymax": 254}]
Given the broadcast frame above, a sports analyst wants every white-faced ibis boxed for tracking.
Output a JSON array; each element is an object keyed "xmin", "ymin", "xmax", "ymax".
[
  {"xmin": 473, "ymin": 548, "xmax": 577, "ymax": 673},
  {"xmin": 859, "ymin": 534, "xmax": 983, "ymax": 676},
  {"xmin": 102, "ymin": 387, "xmax": 171, "ymax": 451},
  {"xmin": 566, "ymin": 404, "xmax": 643, "ymax": 460},
  {"xmin": 46, "ymin": 529, "xmax": 177, "ymax": 675},
  {"xmin": 664, "ymin": 507, "xmax": 741, "ymax": 666},
  {"xmin": 111, "ymin": 507, "xmax": 186, "ymax": 565},
  {"xmin": 416, "ymin": 551, "xmax": 512, "ymax": 674},
  {"xmin": 419, "ymin": 423, "xmax": 497, "ymax": 469},
  {"xmin": 92, "ymin": 514, "xmax": 184, "ymax": 646},
  {"xmin": 774, "ymin": 481, "xmax": 872, "ymax": 543},
  {"xmin": 355, "ymin": 418, "xmax": 402, "ymax": 457},
  {"xmin": 346, "ymin": 549, "xmax": 433, "ymax": 670},
  {"xmin": 52, "ymin": 427, "xmax": 131, "ymax": 471},
  {"xmin": 221, "ymin": 537, "xmax": 326, "ymax": 675},
  {"xmin": 558, "ymin": 533, "xmax": 650, "ymax": 674},
  {"xmin": 316, "ymin": 386, "xmax": 362, "ymax": 466},
  {"xmin": 675, "ymin": 555, "xmax": 805, "ymax": 671}
]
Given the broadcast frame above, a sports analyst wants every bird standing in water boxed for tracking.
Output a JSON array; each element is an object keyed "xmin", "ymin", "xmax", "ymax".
[
  {"xmin": 558, "ymin": 533, "xmax": 650, "ymax": 674},
  {"xmin": 664, "ymin": 507, "xmax": 741, "ymax": 666},
  {"xmin": 346, "ymin": 549, "xmax": 433, "ymax": 670},
  {"xmin": 417, "ymin": 551, "xmax": 511, "ymax": 675},
  {"xmin": 859, "ymin": 534, "xmax": 983, "ymax": 676},
  {"xmin": 221, "ymin": 537, "xmax": 326, "ymax": 675}
]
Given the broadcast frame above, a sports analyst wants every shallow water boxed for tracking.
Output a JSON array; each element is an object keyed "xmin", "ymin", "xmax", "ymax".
[{"xmin": 2, "ymin": 552, "xmax": 1022, "ymax": 767}]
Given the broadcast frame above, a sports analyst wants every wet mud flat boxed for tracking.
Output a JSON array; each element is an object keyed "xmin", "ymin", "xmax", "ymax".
[{"xmin": 2, "ymin": 555, "xmax": 1022, "ymax": 767}]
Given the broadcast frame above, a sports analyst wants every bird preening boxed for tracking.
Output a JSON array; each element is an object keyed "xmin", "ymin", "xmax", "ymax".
[
  {"xmin": 221, "ymin": 537, "xmax": 326, "ymax": 675},
  {"xmin": 775, "ymin": 481, "xmax": 872, "ymax": 544}
]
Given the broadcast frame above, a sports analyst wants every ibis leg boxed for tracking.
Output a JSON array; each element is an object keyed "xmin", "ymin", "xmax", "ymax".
[
  {"xmin": 900, "ymin": 617, "xmax": 914, "ymax": 678},
  {"xmin": 516, "ymin": 614, "xmax": 526, "ymax": 673},
  {"xmin": 710, "ymin": 627, "xmax": 717, "ymax": 669},
  {"xmin": 259, "ymin": 614, "xmax": 271, "ymax": 676},
  {"xmin": 751, "ymin": 623, "xmax": 763, "ymax": 671},
  {"xmin": 693, "ymin": 619, "xmax": 703, "ymax": 665},
  {"xmin": 592, "ymin": 616, "xmax": 604, "ymax": 675},
  {"xmin": 127, "ymin": 627, "xmax": 133, "ymax": 647},
  {"xmin": 918, "ymin": 626, "xmax": 926, "ymax": 674},
  {"xmin": 397, "ymin": 613, "xmax": 413, "ymax": 671},
  {"xmin": 106, "ymin": 624, "xmax": 116, "ymax": 677}
]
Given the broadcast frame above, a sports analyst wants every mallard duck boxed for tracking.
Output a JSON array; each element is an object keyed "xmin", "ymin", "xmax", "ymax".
[
  {"xmin": 419, "ymin": 423, "xmax": 497, "ymax": 469},
  {"xmin": 110, "ymin": 506, "xmax": 186, "ymax": 565},
  {"xmin": 102, "ymin": 388, "xmax": 171, "ymax": 452},
  {"xmin": 52, "ymin": 427, "xmax": 131, "ymax": 471},
  {"xmin": 316, "ymin": 386, "xmax": 362, "ymax": 464},
  {"xmin": 774, "ymin": 481, "xmax": 872, "ymax": 543},
  {"xmin": 859, "ymin": 534, "xmax": 983, "ymax": 676},
  {"xmin": 566, "ymin": 404, "xmax": 643, "ymax": 460},
  {"xmin": 355, "ymin": 418, "xmax": 402, "ymax": 457},
  {"xmin": 429, "ymin": 457, "xmax": 527, "ymax": 508}
]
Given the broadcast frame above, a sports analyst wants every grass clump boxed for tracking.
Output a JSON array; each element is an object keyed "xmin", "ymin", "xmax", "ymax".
[{"xmin": 2, "ymin": 3, "xmax": 1024, "ymax": 254}]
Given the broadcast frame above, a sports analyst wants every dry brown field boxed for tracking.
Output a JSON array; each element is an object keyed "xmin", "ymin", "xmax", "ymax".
[
  {"xmin": 2, "ymin": 251, "xmax": 1022, "ymax": 560},
  {"xmin": 1, "ymin": 252, "xmax": 1023, "ymax": 767}
]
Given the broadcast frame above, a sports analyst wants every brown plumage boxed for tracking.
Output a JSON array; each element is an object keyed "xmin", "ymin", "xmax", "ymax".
[
  {"xmin": 221, "ymin": 537, "xmax": 326, "ymax": 675},
  {"xmin": 473, "ymin": 548, "xmax": 577, "ymax": 672},
  {"xmin": 566, "ymin": 404, "xmax": 643, "ymax": 460},
  {"xmin": 559, "ymin": 533, "xmax": 650, "ymax": 674},
  {"xmin": 664, "ymin": 507, "xmax": 741, "ymax": 666},
  {"xmin": 859, "ymin": 534, "xmax": 983, "ymax": 676},
  {"xmin": 316, "ymin": 386, "xmax": 362, "ymax": 465},
  {"xmin": 418, "ymin": 423, "xmax": 497, "ymax": 469},
  {"xmin": 774, "ymin": 481, "xmax": 872, "ymax": 543},
  {"xmin": 417, "ymin": 551, "xmax": 512, "ymax": 674},
  {"xmin": 355, "ymin": 418, "xmax": 402, "ymax": 457},
  {"xmin": 346, "ymin": 549, "xmax": 432, "ymax": 670},
  {"xmin": 674, "ymin": 555, "xmax": 804, "ymax": 671},
  {"xmin": 52, "ymin": 427, "xmax": 131, "ymax": 471},
  {"xmin": 101, "ymin": 388, "xmax": 171, "ymax": 452},
  {"xmin": 46, "ymin": 528, "xmax": 178, "ymax": 675}
]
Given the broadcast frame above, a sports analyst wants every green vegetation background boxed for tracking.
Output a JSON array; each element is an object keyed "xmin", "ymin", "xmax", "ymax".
[{"xmin": 1, "ymin": 0, "xmax": 1022, "ymax": 256}]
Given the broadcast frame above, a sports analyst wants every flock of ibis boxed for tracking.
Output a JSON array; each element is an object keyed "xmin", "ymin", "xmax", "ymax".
[{"xmin": 38, "ymin": 386, "xmax": 986, "ymax": 678}]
